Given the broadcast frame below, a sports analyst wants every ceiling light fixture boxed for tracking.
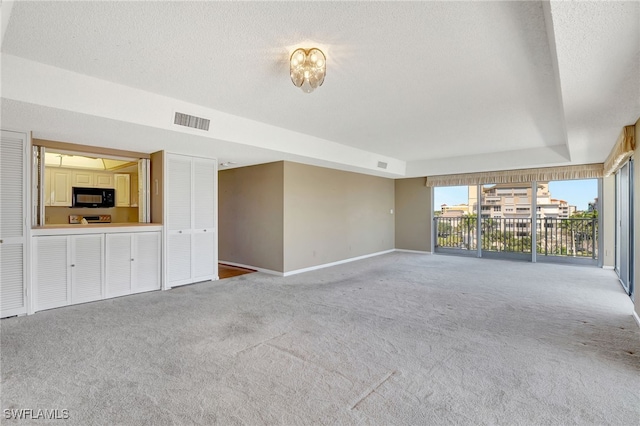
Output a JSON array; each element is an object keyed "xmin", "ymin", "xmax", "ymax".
[{"xmin": 290, "ymin": 48, "xmax": 326, "ymax": 93}]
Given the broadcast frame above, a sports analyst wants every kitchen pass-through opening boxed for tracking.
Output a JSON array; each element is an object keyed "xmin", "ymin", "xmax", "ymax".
[{"xmin": 32, "ymin": 143, "xmax": 150, "ymax": 226}]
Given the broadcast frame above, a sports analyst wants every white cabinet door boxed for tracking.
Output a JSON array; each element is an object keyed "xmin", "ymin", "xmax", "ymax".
[
  {"xmin": 51, "ymin": 169, "xmax": 72, "ymax": 206},
  {"xmin": 94, "ymin": 173, "xmax": 114, "ymax": 188},
  {"xmin": 33, "ymin": 236, "xmax": 70, "ymax": 312},
  {"xmin": 133, "ymin": 232, "xmax": 161, "ymax": 293},
  {"xmin": 114, "ymin": 174, "xmax": 131, "ymax": 207},
  {"xmin": 70, "ymin": 234, "xmax": 104, "ymax": 304},
  {"xmin": 44, "ymin": 168, "xmax": 52, "ymax": 206},
  {"xmin": 106, "ymin": 232, "xmax": 161, "ymax": 296},
  {"xmin": 72, "ymin": 170, "xmax": 93, "ymax": 187},
  {"xmin": 0, "ymin": 130, "xmax": 27, "ymax": 317},
  {"xmin": 105, "ymin": 233, "xmax": 132, "ymax": 298},
  {"xmin": 34, "ymin": 231, "xmax": 160, "ymax": 312}
]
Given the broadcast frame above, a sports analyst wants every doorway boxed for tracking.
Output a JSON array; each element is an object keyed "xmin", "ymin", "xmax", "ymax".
[
  {"xmin": 615, "ymin": 160, "xmax": 634, "ymax": 299},
  {"xmin": 218, "ymin": 263, "xmax": 256, "ymax": 279}
]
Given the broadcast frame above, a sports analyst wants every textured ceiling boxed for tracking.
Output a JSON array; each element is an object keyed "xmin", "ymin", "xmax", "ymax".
[
  {"xmin": 1, "ymin": 1, "xmax": 638, "ymax": 177},
  {"xmin": 549, "ymin": 0, "xmax": 640, "ymax": 163}
]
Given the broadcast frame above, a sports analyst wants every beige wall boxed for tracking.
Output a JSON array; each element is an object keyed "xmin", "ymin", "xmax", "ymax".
[
  {"xmin": 218, "ymin": 162, "xmax": 284, "ymax": 272},
  {"xmin": 634, "ymin": 118, "xmax": 639, "ymax": 320},
  {"xmin": 45, "ymin": 206, "xmax": 139, "ymax": 224},
  {"xmin": 602, "ymin": 175, "xmax": 615, "ymax": 268},
  {"xmin": 395, "ymin": 178, "xmax": 432, "ymax": 252},
  {"xmin": 283, "ymin": 162, "xmax": 394, "ymax": 272}
]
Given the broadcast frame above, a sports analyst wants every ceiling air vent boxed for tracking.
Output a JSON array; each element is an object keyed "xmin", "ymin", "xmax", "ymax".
[
  {"xmin": 174, "ymin": 112, "xmax": 210, "ymax": 131},
  {"xmin": 377, "ymin": 161, "xmax": 388, "ymax": 169}
]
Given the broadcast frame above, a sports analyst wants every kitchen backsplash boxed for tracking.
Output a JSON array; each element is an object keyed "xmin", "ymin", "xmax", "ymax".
[{"xmin": 45, "ymin": 207, "xmax": 139, "ymax": 224}]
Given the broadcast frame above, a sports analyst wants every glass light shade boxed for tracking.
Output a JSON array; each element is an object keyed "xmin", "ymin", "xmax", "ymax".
[{"xmin": 290, "ymin": 48, "xmax": 326, "ymax": 93}]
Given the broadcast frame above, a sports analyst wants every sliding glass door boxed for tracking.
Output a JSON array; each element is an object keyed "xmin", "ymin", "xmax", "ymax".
[
  {"xmin": 615, "ymin": 160, "xmax": 633, "ymax": 298},
  {"xmin": 433, "ymin": 179, "xmax": 600, "ymax": 266},
  {"xmin": 433, "ymin": 186, "xmax": 477, "ymax": 255},
  {"xmin": 536, "ymin": 179, "xmax": 598, "ymax": 265},
  {"xmin": 479, "ymin": 183, "xmax": 532, "ymax": 261}
]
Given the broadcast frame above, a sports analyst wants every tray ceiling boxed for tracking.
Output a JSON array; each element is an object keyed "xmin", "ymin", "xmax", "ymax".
[{"xmin": 1, "ymin": 1, "xmax": 638, "ymax": 177}]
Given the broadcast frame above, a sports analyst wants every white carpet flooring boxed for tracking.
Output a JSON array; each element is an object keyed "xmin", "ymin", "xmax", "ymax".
[{"xmin": 1, "ymin": 253, "xmax": 639, "ymax": 425}]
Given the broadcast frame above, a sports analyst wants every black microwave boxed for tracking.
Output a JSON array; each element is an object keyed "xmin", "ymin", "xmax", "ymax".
[{"xmin": 72, "ymin": 187, "xmax": 115, "ymax": 208}]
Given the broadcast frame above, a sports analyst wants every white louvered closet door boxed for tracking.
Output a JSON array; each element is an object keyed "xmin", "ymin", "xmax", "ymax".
[
  {"xmin": 192, "ymin": 158, "xmax": 216, "ymax": 280},
  {"xmin": 193, "ymin": 158, "xmax": 216, "ymax": 230},
  {"xmin": 70, "ymin": 234, "xmax": 104, "ymax": 304},
  {"xmin": 105, "ymin": 233, "xmax": 133, "ymax": 298},
  {"xmin": 166, "ymin": 154, "xmax": 193, "ymax": 285},
  {"xmin": 0, "ymin": 130, "xmax": 27, "ymax": 318}
]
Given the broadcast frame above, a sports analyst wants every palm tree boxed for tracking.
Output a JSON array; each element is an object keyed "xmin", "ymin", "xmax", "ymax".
[
  {"xmin": 437, "ymin": 220, "xmax": 452, "ymax": 237},
  {"xmin": 481, "ymin": 217, "xmax": 499, "ymax": 251},
  {"xmin": 463, "ymin": 214, "xmax": 477, "ymax": 250},
  {"xmin": 570, "ymin": 210, "xmax": 598, "ymax": 256}
]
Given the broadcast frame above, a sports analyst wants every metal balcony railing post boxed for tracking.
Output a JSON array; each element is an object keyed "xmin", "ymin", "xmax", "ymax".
[
  {"xmin": 544, "ymin": 219, "xmax": 548, "ymax": 256},
  {"xmin": 434, "ymin": 217, "xmax": 438, "ymax": 249},
  {"xmin": 592, "ymin": 218, "xmax": 597, "ymax": 260}
]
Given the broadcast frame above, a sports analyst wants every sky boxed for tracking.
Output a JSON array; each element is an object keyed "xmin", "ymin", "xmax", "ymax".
[{"xmin": 434, "ymin": 179, "xmax": 598, "ymax": 212}]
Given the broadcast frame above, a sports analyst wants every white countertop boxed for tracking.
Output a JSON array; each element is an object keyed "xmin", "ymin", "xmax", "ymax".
[{"xmin": 32, "ymin": 223, "xmax": 163, "ymax": 236}]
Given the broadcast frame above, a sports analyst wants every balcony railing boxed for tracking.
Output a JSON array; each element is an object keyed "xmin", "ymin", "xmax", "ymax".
[
  {"xmin": 482, "ymin": 218, "xmax": 533, "ymax": 253},
  {"xmin": 536, "ymin": 217, "xmax": 597, "ymax": 258},
  {"xmin": 436, "ymin": 216, "xmax": 478, "ymax": 251},
  {"xmin": 435, "ymin": 216, "xmax": 598, "ymax": 260}
]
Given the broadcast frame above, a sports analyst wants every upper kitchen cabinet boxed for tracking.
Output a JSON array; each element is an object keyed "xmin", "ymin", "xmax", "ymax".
[
  {"xmin": 66, "ymin": 169, "xmax": 115, "ymax": 190},
  {"xmin": 42, "ymin": 168, "xmax": 132, "ymax": 209},
  {"xmin": 114, "ymin": 173, "xmax": 130, "ymax": 207},
  {"xmin": 0, "ymin": 130, "xmax": 29, "ymax": 318},
  {"xmin": 157, "ymin": 152, "xmax": 217, "ymax": 288},
  {"xmin": 50, "ymin": 169, "xmax": 72, "ymax": 207},
  {"xmin": 94, "ymin": 172, "xmax": 114, "ymax": 188},
  {"xmin": 46, "ymin": 168, "xmax": 100, "ymax": 207},
  {"xmin": 72, "ymin": 170, "xmax": 93, "ymax": 187}
]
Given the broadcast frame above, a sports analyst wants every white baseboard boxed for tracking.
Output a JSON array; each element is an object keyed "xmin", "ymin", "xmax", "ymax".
[
  {"xmin": 218, "ymin": 261, "xmax": 283, "ymax": 276},
  {"xmin": 222, "ymin": 249, "xmax": 433, "ymax": 278},
  {"xmin": 394, "ymin": 249, "xmax": 432, "ymax": 254},
  {"xmin": 282, "ymin": 249, "xmax": 395, "ymax": 277},
  {"xmin": 633, "ymin": 310, "xmax": 640, "ymax": 329}
]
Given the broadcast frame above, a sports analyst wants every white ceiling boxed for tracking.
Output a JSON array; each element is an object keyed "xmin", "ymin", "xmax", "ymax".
[{"xmin": 1, "ymin": 1, "xmax": 638, "ymax": 178}]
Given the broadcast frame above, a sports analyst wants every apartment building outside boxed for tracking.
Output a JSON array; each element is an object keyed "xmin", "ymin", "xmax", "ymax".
[
  {"xmin": 439, "ymin": 203, "xmax": 473, "ymax": 217},
  {"xmin": 468, "ymin": 182, "xmax": 577, "ymax": 221}
]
